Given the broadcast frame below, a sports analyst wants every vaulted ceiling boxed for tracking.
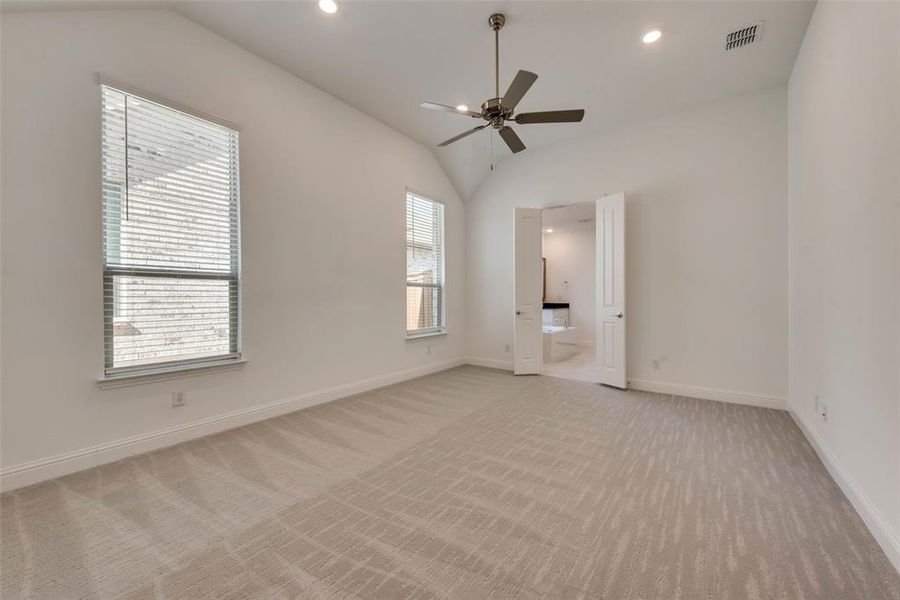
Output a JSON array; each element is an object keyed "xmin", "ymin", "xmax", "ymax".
[
  {"xmin": 3, "ymin": 0, "xmax": 814, "ymax": 198},
  {"xmin": 173, "ymin": 1, "xmax": 813, "ymax": 198}
]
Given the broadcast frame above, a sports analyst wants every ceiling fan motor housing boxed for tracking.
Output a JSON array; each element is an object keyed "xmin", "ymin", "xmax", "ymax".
[{"xmin": 481, "ymin": 98, "xmax": 512, "ymax": 128}]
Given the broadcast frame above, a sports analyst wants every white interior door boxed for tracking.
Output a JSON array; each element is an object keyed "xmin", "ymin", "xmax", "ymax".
[
  {"xmin": 514, "ymin": 208, "xmax": 543, "ymax": 375},
  {"xmin": 595, "ymin": 193, "xmax": 627, "ymax": 388}
]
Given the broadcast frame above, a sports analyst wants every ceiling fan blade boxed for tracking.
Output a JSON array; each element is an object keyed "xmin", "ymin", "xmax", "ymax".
[
  {"xmin": 419, "ymin": 102, "xmax": 482, "ymax": 118},
  {"xmin": 515, "ymin": 109, "xmax": 585, "ymax": 124},
  {"xmin": 502, "ymin": 70, "xmax": 538, "ymax": 111},
  {"xmin": 498, "ymin": 126, "xmax": 526, "ymax": 153},
  {"xmin": 437, "ymin": 124, "xmax": 488, "ymax": 147}
]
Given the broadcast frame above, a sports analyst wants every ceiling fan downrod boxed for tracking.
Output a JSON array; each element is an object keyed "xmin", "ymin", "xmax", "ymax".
[
  {"xmin": 489, "ymin": 13, "xmax": 505, "ymax": 171},
  {"xmin": 490, "ymin": 13, "xmax": 505, "ymax": 99}
]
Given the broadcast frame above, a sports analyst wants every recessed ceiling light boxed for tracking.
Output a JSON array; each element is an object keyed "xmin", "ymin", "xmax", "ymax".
[
  {"xmin": 455, "ymin": 104, "xmax": 469, "ymax": 112},
  {"xmin": 642, "ymin": 29, "xmax": 662, "ymax": 44},
  {"xmin": 318, "ymin": 0, "xmax": 338, "ymax": 14},
  {"xmin": 545, "ymin": 228, "xmax": 553, "ymax": 233}
]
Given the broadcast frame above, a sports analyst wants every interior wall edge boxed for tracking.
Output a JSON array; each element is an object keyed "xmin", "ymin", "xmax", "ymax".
[
  {"xmin": 789, "ymin": 408, "xmax": 900, "ymax": 575},
  {"xmin": 0, "ymin": 357, "xmax": 467, "ymax": 493}
]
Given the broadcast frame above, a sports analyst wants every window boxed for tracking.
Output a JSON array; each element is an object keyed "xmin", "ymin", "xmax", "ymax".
[
  {"xmin": 406, "ymin": 191, "xmax": 445, "ymax": 337},
  {"xmin": 101, "ymin": 84, "xmax": 241, "ymax": 377}
]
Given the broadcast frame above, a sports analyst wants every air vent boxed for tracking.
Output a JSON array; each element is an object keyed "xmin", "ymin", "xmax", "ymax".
[{"xmin": 726, "ymin": 21, "xmax": 764, "ymax": 51}]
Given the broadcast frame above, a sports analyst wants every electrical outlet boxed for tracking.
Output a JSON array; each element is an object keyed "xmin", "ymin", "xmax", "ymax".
[
  {"xmin": 504, "ymin": 344, "xmax": 511, "ymax": 353},
  {"xmin": 651, "ymin": 356, "xmax": 662, "ymax": 369},
  {"xmin": 426, "ymin": 345, "xmax": 432, "ymax": 355},
  {"xmin": 172, "ymin": 391, "xmax": 186, "ymax": 408}
]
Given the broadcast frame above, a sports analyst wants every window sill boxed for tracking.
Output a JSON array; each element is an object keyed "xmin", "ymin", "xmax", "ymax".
[
  {"xmin": 406, "ymin": 330, "xmax": 447, "ymax": 340},
  {"xmin": 97, "ymin": 358, "xmax": 247, "ymax": 390}
]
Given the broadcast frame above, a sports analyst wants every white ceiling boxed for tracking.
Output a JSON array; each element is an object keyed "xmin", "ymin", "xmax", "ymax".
[
  {"xmin": 173, "ymin": 1, "xmax": 814, "ymax": 198},
  {"xmin": 7, "ymin": 1, "xmax": 815, "ymax": 198}
]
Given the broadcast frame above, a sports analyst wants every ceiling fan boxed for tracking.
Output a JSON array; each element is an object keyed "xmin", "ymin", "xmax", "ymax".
[{"xmin": 420, "ymin": 13, "xmax": 585, "ymax": 154}]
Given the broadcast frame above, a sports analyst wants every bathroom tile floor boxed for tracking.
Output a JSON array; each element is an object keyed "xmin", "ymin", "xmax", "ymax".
[{"xmin": 541, "ymin": 348, "xmax": 602, "ymax": 383}]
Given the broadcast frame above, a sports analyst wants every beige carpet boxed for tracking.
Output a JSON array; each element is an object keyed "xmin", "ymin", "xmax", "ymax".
[{"xmin": 2, "ymin": 366, "xmax": 898, "ymax": 599}]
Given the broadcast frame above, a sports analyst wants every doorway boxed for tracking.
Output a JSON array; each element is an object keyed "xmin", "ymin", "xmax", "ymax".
[
  {"xmin": 513, "ymin": 194, "xmax": 626, "ymax": 387},
  {"xmin": 541, "ymin": 203, "xmax": 597, "ymax": 382}
]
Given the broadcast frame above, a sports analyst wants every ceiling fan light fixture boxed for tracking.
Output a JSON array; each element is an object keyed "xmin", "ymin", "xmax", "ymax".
[
  {"xmin": 455, "ymin": 104, "xmax": 469, "ymax": 112},
  {"xmin": 318, "ymin": 0, "xmax": 338, "ymax": 14},
  {"xmin": 642, "ymin": 29, "xmax": 662, "ymax": 44}
]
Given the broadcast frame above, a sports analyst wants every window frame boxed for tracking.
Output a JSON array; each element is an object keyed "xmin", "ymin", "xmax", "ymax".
[
  {"xmin": 405, "ymin": 189, "xmax": 447, "ymax": 340},
  {"xmin": 98, "ymin": 77, "xmax": 243, "ymax": 381}
]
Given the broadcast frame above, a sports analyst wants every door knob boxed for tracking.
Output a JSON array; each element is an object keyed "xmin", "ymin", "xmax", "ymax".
[
  {"xmin": 516, "ymin": 310, "xmax": 523, "ymax": 315},
  {"xmin": 616, "ymin": 312, "xmax": 623, "ymax": 318}
]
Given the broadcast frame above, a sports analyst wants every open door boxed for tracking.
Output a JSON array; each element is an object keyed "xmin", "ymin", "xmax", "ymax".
[
  {"xmin": 596, "ymin": 193, "xmax": 626, "ymax": 388},
  {"xmin": 514, "ymin": 208, "xmax": 543, "ymax": 374}
]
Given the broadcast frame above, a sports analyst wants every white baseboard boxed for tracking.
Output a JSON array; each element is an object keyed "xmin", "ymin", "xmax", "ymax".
[
  {"xmin": 0, "ymin": 357, "xmax": 466, "ymax": 493},
  {"xmin": 465, "ymin": 356, "xmax": 514, "ymax": 371},
  {"xmin": 789, "ymin": 409, "xmax": 900, "ymax": 574},
  {"xmin": 628, "ymin": 379, "xmax": 786, "ymax": 410},
  {"xmin": 463, "ymin": 363, "xmax": 785, "ymax": 413}
]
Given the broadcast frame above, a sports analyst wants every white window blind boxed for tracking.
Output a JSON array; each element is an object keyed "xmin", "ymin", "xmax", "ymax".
[
  {"xmin": 101, "ymin": 85, "xmax": 241, "ymax": 376},
  {"xmin": 406, "ymin": 192, "xmax": 445, "ymax": 337}
]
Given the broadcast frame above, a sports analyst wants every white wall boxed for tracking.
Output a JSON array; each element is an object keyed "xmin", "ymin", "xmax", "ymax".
[
  {"xmin": 468, "ymin": 87, "xmax": 789, "ymax": 401},
  {"xmin": 542, "ymin": 224, "xmax": 595, "ymax": 345},
  {"xmin": 0, "ymin": 9, "xmax": 465, "ymax": 483},
  {"xmin": 788, "ymin": 0, "xmax": 900, "ymax": 568}
]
